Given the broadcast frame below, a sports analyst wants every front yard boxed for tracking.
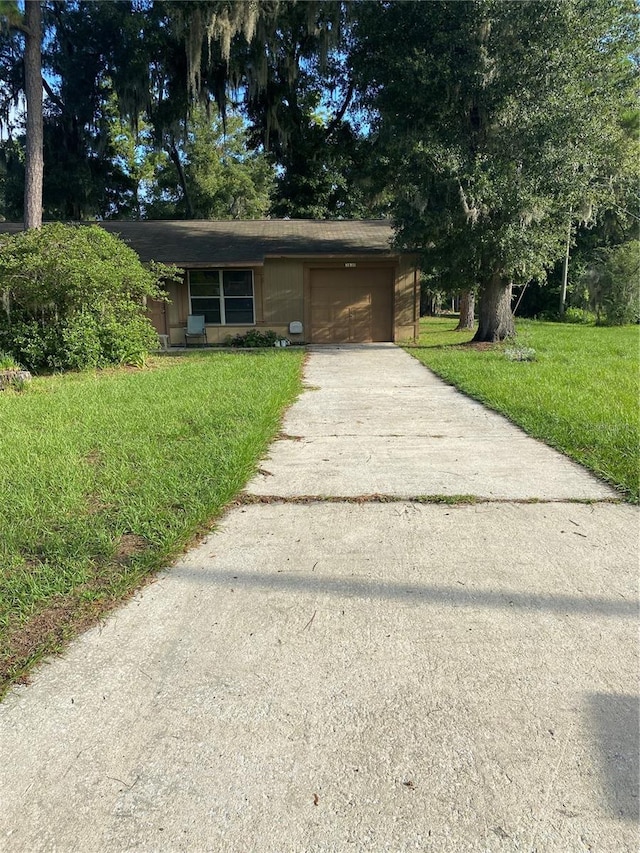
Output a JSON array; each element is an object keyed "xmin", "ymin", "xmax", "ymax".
[
  {"xmin": 0, "ymin": 349, "xmax": 304, "ymax": 696},
  {"xmin": 3, "ymin": 318, "xmax": 638, "ymax": 696}
]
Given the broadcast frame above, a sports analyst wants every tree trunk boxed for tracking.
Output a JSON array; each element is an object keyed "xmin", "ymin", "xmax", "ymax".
[
  {"xmin": 168, "ymin": 138, "xmax": 194, "ymax": 219},
  {"xmin": 23, "ymin": 1, "xmax": 43, "ymax": 230},
  {"xmin": 558, "ymin": 214, "xmax": 572, "ymax": 316},
  {"xmin": 456, "ymin": 289, "xmax": 475, "ymax": 330},
  {"xmin": 473, "ymin": 274, "xmax": 514, "ymax": 341}
]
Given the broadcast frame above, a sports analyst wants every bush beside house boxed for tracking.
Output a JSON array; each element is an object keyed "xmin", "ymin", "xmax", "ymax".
[{"xmin": 0, "ymin": 224, "xmax": 177, "ymax": 372}]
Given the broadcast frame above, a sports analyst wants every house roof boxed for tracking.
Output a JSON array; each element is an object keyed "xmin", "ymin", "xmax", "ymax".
[{"xmin": 0, "ymin": 220, "xmax": 398, "ymax": 266}]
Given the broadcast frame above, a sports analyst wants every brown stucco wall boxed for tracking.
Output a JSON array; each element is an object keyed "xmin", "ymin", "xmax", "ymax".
[
  {"xmin": 262, "ymin": 259, "xmax": 305, "ymax": 325},
  {"xmin": 395, "ymin": 254, "xmax": 420, "ymax": 341},
  {"xmin": 151, "ymin": 255, "xmax": 419, "ymax": 346}
]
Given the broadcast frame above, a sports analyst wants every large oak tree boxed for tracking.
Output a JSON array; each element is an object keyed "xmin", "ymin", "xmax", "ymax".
[{"xmin": 351, "ymin": 0, "xmax": 637, "ymax": 340}]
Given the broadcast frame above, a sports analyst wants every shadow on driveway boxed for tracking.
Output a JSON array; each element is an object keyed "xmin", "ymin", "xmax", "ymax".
[
  {"xmin": 587, "ymin": 693, "xmax": 640, "ymax": 823},
  {"xmin": 174, "ymin": 565, "xmax": 637, "ymax": 619}
]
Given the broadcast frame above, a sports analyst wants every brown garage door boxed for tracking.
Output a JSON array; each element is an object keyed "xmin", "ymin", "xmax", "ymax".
[{"xmin": 310, "ymin": 268, "xmax": 394, "ymax": 343}]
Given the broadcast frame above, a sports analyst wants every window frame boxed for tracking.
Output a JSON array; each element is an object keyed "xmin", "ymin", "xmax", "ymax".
[{"xmin": 187, "ymin": 269, "xmax": 255, "ymax": 326}]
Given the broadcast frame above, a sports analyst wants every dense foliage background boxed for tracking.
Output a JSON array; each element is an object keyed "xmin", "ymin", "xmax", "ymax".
[{"xmin": 0, "ymin": 0, "xmax": 636, "ymax": 333}]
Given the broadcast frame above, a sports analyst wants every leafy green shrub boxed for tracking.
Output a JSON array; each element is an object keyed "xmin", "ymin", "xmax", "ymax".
[
  {"xmin": 0, "ymin": 224, "xmax": 177, "ymax": 372},
  {"xmin": 562, "ymin": 307, "xmax": 596, "ymax": 325},
  {"xmin": 59, "ymin": 311, "xmax": 103, "ymax": 370},
  {"xmin": 0, "ymin": 316, "xmax": 58, "ymax": 371},
  {"xmin": 226, "ymin": 329, "xmax": 279, "ymax": 347},
  {"xmin": 99, "ymin": 314, "xmax": 157, "ymax": 368}
]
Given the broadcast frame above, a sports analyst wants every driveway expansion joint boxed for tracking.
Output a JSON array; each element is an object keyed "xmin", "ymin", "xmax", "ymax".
[{"xmin": 237, "ymin": 493, "xmax": 625, "ymax": 506}]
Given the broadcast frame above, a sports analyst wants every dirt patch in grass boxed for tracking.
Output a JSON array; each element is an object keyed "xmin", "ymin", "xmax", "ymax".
[
  {"xmin": 114, "ymin": 533, "xmax": 149, "ymax": 562},
  {"xmin": 0, "ymin": 519, "xmax": 233, "ymax": 698},
  {"xmin": 459, "ymin": 341, "xmax": 499, "ymax": 351},
  {"xmin": 85, "ymin": 494, "xmax": 112, "ymax": 515},
  {"xmin": 0, "ymin": 567, "xmax": 158, "ymax": 697},
  {"xmin": 0, "ymin": 589, "xmax": 119, "ymax": 692},
  {"xmin": 1, "ymin": 597, "xmax": 87, "ymax": 686},
  {"xmin": 85, "ymin": 448, "xmax": 104, "ymax": 466},
  {"xmin": 1, "ymin": 508, "xmax": 259, "ymax": 698},
  {"xmin": 99, "ymin": 364, "xmax": 148, "ymax": 376},
  {"xmin": 2, "ymin": 540, "xmax": 155, "ymax": 697}
]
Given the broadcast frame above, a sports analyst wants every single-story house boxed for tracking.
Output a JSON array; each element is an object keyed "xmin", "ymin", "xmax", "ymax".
[{"xmin": 0, "ymin": 220, "xmax": 420, "ymax": 345}]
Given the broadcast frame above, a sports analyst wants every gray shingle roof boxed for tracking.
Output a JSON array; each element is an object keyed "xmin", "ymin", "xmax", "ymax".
[{"xmin": 0, "ymin": 220, "xmax": 397, "ymax": 265}]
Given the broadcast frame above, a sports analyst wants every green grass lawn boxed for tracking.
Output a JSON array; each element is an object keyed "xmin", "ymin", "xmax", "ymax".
[
  {"xmin": 405, "ymin": 317, "xmax": 639, "ymax": 503},
  {"xmin": 0, "ymin": 349, "xmax": 304, "ymax": 695}
]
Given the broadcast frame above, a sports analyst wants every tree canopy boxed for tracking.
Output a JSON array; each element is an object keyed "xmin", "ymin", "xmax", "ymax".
[
  {"xmin": 0, "ymin": 0, "xmax": 371, "ymax": 222},
  {"xmin": 0, "ymin": 0, "xmax": 636, "ymax": 337}
]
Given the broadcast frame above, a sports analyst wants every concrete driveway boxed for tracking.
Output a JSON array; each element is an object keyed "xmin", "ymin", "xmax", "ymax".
[{"xmin": 0, "ymin": 344, "xmax": 637, "ymax": 852}]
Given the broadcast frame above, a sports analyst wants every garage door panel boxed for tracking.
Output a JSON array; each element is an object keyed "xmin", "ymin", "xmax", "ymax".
[
  {"xmin": 370, "ymin": 284, "xmax": 393, "ymax": 341},
  {"xmin": 349, "ymin": 304, "xmax": 371, "ymax": 342},
  {"xmin": 310, "ymin": 269, "xmax": 393, "ymax": 343}
]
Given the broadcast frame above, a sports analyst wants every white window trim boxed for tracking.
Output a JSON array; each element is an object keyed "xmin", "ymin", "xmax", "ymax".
[{"xmin": 188, "ymin": 269, "xmax": 255, "ymax": 326}]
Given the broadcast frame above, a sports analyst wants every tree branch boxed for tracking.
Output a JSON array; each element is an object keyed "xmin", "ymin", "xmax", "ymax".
[
  {"xmin": 326, "ymin": 81, "xmax": 354, "ymax": 139},
  {"xmin": 10, "ymin": 21, "xmax": 32, "ymax": 36},
  {"xmin": 166, "ymin": 136, "xmax": 194, "ymax": 219},
  {"xmin": 41, "ymin": 75, "xmax": 64, "ymax": 109}
]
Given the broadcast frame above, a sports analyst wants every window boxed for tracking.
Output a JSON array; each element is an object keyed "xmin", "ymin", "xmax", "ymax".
[{"xmin": 189, "ymin": 269, "xmax": 254, "ymax": 325}]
